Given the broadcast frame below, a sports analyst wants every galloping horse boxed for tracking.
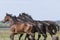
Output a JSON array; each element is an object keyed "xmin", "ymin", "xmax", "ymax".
[
  {"xmin": 2, "ymin": 13, "xmax": 59, "ymax": 40},
  {"xmin": 2, "ymin": 13, "xmax": 37, "ymax": 40},
  {"xmin": 42, "ymin": 21, "xmax": 59, "ymax": 40},
  {"xmin": 17, "ymin": 13, "xmax": 47, "ymax": 40},
  {"xmin": 18, "ymin": 13, "xmax": 59, "ymax": 40}
]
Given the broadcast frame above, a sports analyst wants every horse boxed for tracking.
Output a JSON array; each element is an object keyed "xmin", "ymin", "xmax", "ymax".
[
  {"xmin": 18, "ymin": 13, "xmax": 59, "ymax": 40},
  {"xmin": 3, "ymin": 13, "xmax": 59, "ymax": 40},
  {"xmin": 17, "ymin": 13, "xmax": 47, "ymax": 40},
  {"xmin": 42, "ymin": 21, "xmax": 59, "ymax": 40},
  {"xmin": 2, "ymin": 13, "xmax": 37, "ymax": 40}
]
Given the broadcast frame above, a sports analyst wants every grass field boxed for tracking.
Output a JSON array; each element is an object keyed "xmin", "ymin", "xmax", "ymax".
[{"xmin": 0, "ymin": 28, "xmax": 60, "ymax": 40}]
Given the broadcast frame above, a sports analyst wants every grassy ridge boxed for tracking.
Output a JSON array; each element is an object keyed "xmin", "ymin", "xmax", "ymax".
[{"xmin": 0, "ymin": 29, "xmax": 60, "ymax": 40}]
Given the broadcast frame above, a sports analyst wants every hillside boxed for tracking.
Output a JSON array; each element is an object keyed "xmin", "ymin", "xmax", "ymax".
[
  {"xmin": 0, "ymin": 21, "xmax": 60, "ymax": 28},
  {"xmin": 0, "ymin": 21, "xmax": 9, "ymax": 28}
]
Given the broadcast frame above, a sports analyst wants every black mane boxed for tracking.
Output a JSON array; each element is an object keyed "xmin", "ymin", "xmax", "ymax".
[
  {"xmin": 6, "ymin": 13, "xmax": 12, "ymax": 17},
  {"xmin": 12, "ymin": 16, "xmax": 19, "ymax": 23},
  {"xmin": 22, "ymin": 13, "xmax": 33, "ymax": 20}
]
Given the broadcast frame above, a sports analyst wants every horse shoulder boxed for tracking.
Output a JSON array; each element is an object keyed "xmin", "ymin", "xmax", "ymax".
[{"xmin": 23, "ymin": 23, "xmax": 33, "ymax": 33}]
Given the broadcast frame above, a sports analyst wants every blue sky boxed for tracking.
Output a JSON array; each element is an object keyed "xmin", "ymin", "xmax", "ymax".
[{"xmin": 0, "ymin": 0, "xmax": 60, "ymax": 21}]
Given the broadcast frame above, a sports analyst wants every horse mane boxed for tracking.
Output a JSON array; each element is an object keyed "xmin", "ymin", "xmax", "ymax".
[
  {"xmin": 22, "ymin": 13, "xmax": 33, "ymax": 20},
  {"xmin": 12, "ymin": 16, "xmax": 19, "ymax": 24},
  {"xmin": 12, "ymin": 15, "xmax": 24, "ymax": 23},
  {"xmin": 17, "ymin": 13, "xmax": 28, "ymax": 22},
  {"xmin": 6, "ymin": 13, "xmax": 12, "ymax": 17},
  {"xmin": 19, "ymin": 14, "xmax": 22, "ymax": 16}
]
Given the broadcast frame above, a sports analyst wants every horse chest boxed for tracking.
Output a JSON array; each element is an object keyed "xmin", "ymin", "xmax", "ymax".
[{"xmin": 10, "ymin": 24, "xmax": 24, "ymax": 33}]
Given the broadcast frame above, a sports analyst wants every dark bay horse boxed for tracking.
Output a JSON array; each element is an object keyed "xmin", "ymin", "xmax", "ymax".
[
  {"xmin": 18, "ymin": 13, "xmax": 59, "ymax": 40},
  {"xmin": 42, "ymin": 21, "xmax": 59, "ymax": 40},
  {"xmin": 2, "ymin": 13, "xmax": 37, "ymax": 40},
  {"xmin": 17, "ymin": 13, "xmax": 47, "ymax": 40}
]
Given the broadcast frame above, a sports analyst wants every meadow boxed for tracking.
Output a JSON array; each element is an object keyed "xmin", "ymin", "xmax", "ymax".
[{"xmin": 0, "ymin": 28, "xmax": 60, "ymax": 40}]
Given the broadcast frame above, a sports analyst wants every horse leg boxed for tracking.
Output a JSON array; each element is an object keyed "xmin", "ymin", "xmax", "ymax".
[
  {"xmin": 10, "ymin": 34, "xmax": 14, "ymax": 40},
  {"xmin": 51, "ymin": 33, "xmax": 59, "ymax": 40},
  {"xmin": 49, "ymin": 31, "xmax": 59, "ymax": 40},
  {"xmin": 38, "ymin": 33, "xmax": 41, "ymax": 40},
  {"xmin": 42, "ymin": 28, "xmax": 47, "ymax": 40},
  {"xmin": 27, "ymin": 32, "xmax": 35, "ymax": 40},
  {"xmin": 19, "ymin": 34, "xmax": 23, "ymax": 40},
  {"xmin": 30, "ymin": 33, "xmax": 35, "ymax": 40},
  {"xmin": 42, "ymin": 34, "xmax": 47, "ymax": 40},
  {"xmin": 37, "ymin": 32, "xmax": 41, "ymax": 40},
  {"xmin": 32, "ymin": 33, "xmax": 35, "ymax": 40},
  {"xmin": 50, "ymin": 32, "xmax": 57, "ymax": 40},
  {"xmin": 49, "ymin": 30, "xmax": 54, "ymax": 40},
  {"xmin": 25, "ymin": 34, "xmax": 30, "ymax": 40}
]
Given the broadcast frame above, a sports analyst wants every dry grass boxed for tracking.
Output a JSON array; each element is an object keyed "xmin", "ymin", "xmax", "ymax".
[{"xmin": 0, "ymin": 28, "xmax": 60, "ymax": 40}]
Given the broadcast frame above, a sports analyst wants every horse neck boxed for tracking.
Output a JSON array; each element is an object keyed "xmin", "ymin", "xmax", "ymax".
[{"xmin": 9, "ymin": 18, "xmax": 15, "ymax": 26}]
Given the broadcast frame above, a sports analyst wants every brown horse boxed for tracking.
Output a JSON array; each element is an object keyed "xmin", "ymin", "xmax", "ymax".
[
  {"xmin": 4, "ymin": 13, "xmax": 47, "ymax": 40},
  {"xmin": 2, "ymin": 13, "xmax": 35, "ymax": 40}
]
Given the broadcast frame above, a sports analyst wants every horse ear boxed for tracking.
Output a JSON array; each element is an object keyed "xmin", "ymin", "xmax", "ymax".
[
  {"xmin": 6, "ymin": 13, "xmax": 9, "ymax": 15},
  {"xmin": 22, "ymin": 12, "xmax": 25, "ymax": 15},
  {"xmin": 19, "ymin": 14, "xmax": 21, "ymax": 16},
  {"xmin": 22, "ymin": 12, "xmax": 28, "ymax": 16},
  {"xmin": 6, "ymin": 13, "xmax": 12, "ymax": 16}
]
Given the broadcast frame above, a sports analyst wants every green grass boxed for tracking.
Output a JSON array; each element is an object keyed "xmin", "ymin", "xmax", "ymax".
[{"xmin": 0, "ymin": 29, "xmax": 60, "ymax": 40}]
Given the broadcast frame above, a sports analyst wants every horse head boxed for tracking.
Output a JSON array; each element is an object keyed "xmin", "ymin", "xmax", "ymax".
[{"xmin": 2, "ymin": 13, "xmax": 12, "ymax": 23}]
